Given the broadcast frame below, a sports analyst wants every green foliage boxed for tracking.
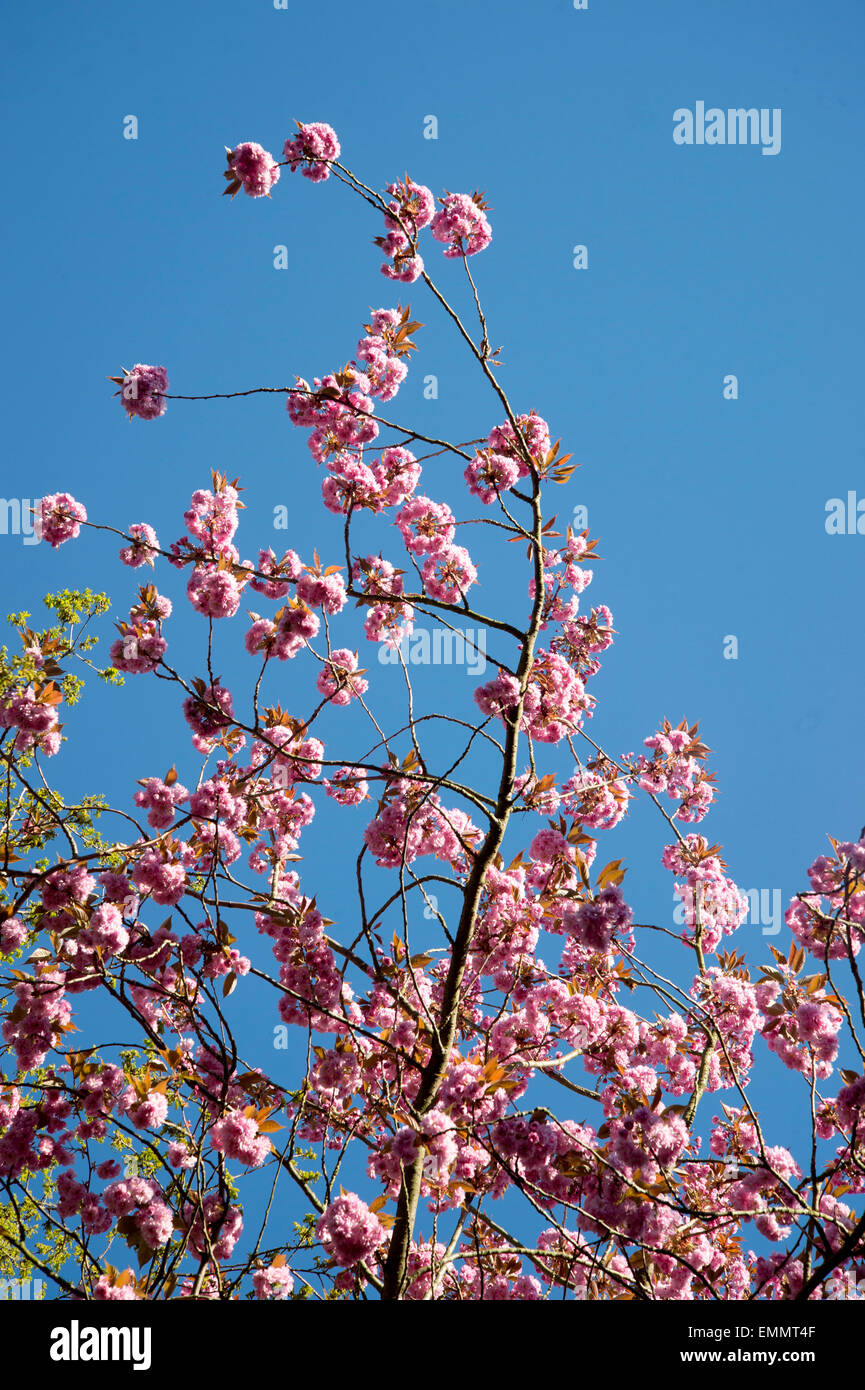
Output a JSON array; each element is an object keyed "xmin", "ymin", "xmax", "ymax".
[
  {"xmin": 0, "ymin": 1157, "xmax": 74, "ymax": 1291},
  {"xmin": 1, "ymin": 589, "xmax": 115, "ymax": 705},
  {"xmin": 42, "ymin": 589, "xmax": 111, "ymax": 627}
]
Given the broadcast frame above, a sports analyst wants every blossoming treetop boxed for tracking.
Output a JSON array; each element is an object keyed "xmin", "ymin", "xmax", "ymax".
[{"xmin": 1, "ymin": 120, "xmax": 863, "ymax": 1302}]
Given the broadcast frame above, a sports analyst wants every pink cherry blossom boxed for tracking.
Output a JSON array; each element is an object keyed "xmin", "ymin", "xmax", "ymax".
[
  {"xmin": 431, "ymin": 192, "xmax": 492, "ymax": 258},
  {"xmin": 283, "ymin": 122, "xmax": 340, "ymax": 181},
  {"xmin": 119, "ymin": 523, "xmax": 159, "ymax": 568},
  {"xmin": 465, "ymin": 450, "xmax": 520, "ymax": 504},
  {"xmin": 187, "ymin": 565, "xmax": 245, "ymax": 619},
  {"xmin": 39, "ymin": 493, "xmax": 87, "ymax": 547},
  {"xmin": 228, "ymin": 142, "xmax": 281, "ymax": 198},
  {"xmin": 421, "ymin": 544, "xmax": 477, "ymax": 603},
  {"xmin": 396, "ymin": 496, "xmax": 455, "ymax": 556},
  {"xmin": 317, "ymin": 1193, "xmax": 385, "ymax": 1267},
  {"xmin": 121, "ymin": 364, "xmax": 168, "ymax": 420},
  {"xmin": 316, "ymin": 649, "xmax": 369, "ymax": 706},
  {"xmin": 252, "ymin": 1263, "xmax": 295, "ymax": 1299},
  {"xmin": 210, "ymin": 1110, "xmax": 273, "ymax": 1168}
]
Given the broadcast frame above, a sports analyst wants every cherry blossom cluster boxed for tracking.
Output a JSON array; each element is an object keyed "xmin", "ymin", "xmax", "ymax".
[
  {"xmin": 431, "ymin": 191, "xmax": 493, "ymax": 259},
  {"xmin": 224, "ymin": 123, "xmax": 493, "ymax": 283},
  {"xmin": 224, "ymin": 141, "xmax": 281, "ymax": 198},
  {"xmin": 786, "ymin": 833, "xmax": 865, "ymax": 960},
  {"xmin": 39, "ymin": 493, "xmax": 88, "ymax": 547},
  {"xmin": 376, "ymin": 176, "xmax": 435, "ymax": 282},
  {"xmin": 363, "ymin": 774, "xmax": 482, "ymax": 872},
  {"xmin": 119, "ymin": 522, "xmax": 159, "ymax": 569},
  {"xmin": 282, "ymin": 121, "xmax": 340, "ymax": 182},
  {"xmin": 286, "ymin": 309, "xmax": 420, "ymax": 518},
  {"xmin": 110, "ymin": 587, "xmax": 171, "ymax": 674},
  {"xmin": 114, "ymin": 364, "xmax": 169, "ymax": 421},
  {"xmin": 755, "ymin": 961, "xmax": 844, "ymax": 1079},
  {"xmin": 0, "ymin": 681, "xmax": 62, "ymax": 757},
  {"xmin": 631, "ymin": 719, "xmax": 716, "ymax": 822},
  {"xmin": 475, "ymin": 648, "xmax": 592, "ymax": 744},
  {"xmin": 662, "ymin": 836, "xmax": 749, "ymax": 954},
  {"xmin": 351, "ymin": 555, "xmax": 414, "ymax": 646},
  {"xmin": 3, "ymin": 114, "xmax": 864, "ymax": 1307}
]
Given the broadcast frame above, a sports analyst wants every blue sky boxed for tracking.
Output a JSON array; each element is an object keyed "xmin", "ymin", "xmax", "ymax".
[{"xmin": 2, "ymin": 0, "xmax": 865, "ymax": 1277}]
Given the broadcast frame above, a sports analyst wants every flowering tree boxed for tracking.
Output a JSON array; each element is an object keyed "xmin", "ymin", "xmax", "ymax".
[{"xmin": 2, "ymin": 121, "xmax": 864, "ymax": 1304}]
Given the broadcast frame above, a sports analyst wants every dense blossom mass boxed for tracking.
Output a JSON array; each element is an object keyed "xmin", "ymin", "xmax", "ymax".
[
  {"xmin": 0, "ymin": 113, "xmax": 862, "ymax": 1307},
  {"xmin": 117, "ymin": 364, "xmax": 169, "ymax": 421},
  {"xmin": 225, "ymin": 142, "xmax": 281, "ymax": 198}
]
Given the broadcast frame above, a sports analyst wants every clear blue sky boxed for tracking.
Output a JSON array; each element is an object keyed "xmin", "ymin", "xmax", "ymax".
[{"xmin": 2, "ymin": 0, "xmax": 864, "ymax": 1268}]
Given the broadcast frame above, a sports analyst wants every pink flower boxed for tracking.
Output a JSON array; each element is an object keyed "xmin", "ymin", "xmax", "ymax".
[
  {"xmin": 39, "ymin": 493, "xmax": 87, "ymax": 547},
  {"xmin": 210, "ymin": 1110, "xmax": 273, "ymax": 1168},
  {"xmin": 119, "ymin": 523, "xmax": 159, "ymax": 568},
  {"xmin": 250, "ymin": 547, "xmax": 301, "ymax": 598},
  {"xmin": 228, "ymin": 142, "xmax": 281, "ymax": 198},
  {"xmin": 296, "ymin": 570, "xmax": 347, "ymax": 614},
  {"xmin": 474, "ymin": 672, "xmax": 521, "ymax": 719},
  {"xmin": 431, "ymin": 192, "xmax": 492, "ymax": 258},
  {"xmin": 41, "ymin": 864, "xmax": 95, "ymax": 909},
  {"xmin": 385, "ymin": 177, "xmax": 435, "ymax": 232},
  {"xmin": 356, "ymin": 324, "xmax": 410, "ymax": 403},
  {"xmin": 321, "ymin": 461, "xmax": 383, "ymax": 516},
  {"xmin": 787, "ymin": 836, "xmax": 865, "ymax": 961},
  {"xmin": 529, "ymin": 828, "xmax": 573, "ymax": 865},
  {"xmin": 102, "ymin": 1179, "xmax": 158, "ymax": 1222},
  {"xmin": 316, "ymin": 1193, "xmax": 385, "ymax": 1267},
  {"xmin": 2, "ymin": 968, "xmax": 73, "ymax": 1070},
  {"xmin": 245, "ymin": 618, "xmax": 277, "ymax": 657},
  {"xmin": 634, "ymin": 723, "xmax": 715, "ymax": 824},
  {"xmin": 93, "ymin": 1272, "xmax": 141, "ymax": 1300},
  {"xmin": 176, "ymin": 1276, "xmax": 220, "ymax": 1300},
  {"xmin": 324, "ymin": 766, "xmax": 369, "ymax": 805},
  {"xmin": 380, "ymin": 237, "xmax": 424, "ymax": 283},
  {"xmin": 121, "ymin": 364, "xmax": 168, "ymax": 420},
  {"xmin": 465, "ymin": 450, "xmax": 520, "ymax": 504},
  {"xmin": 352, "ymin": 554, "xmax": 414, "ymax": 645},
  {"xmin": 134, "ymin": 776, "xmax": 188, "ymax": 829},
  {"xmin": 270, "ymin": 602, "xmax": 320, "ymax": 660},
  {"xmin": 0, "ymin": 684, "xmax": 62, "ymax": 756},
  {"xmin": 487, "ymin": 412, "xmax": 551, "ymax": 479},
  {"xmin": 130, "ymin": 847, "xmax": 187, "ymax": 906},
  {"xmin": 274, "ymin": 736, "xmax": 324, "ymax": 785},
  {"xmin": 187, "ymin": 565, "xmax": 244, "ymax": 619},
  {"xmin": 610, "ymin": 1106, "xmax": 689, "ymax": 1179},
  {"xmin": 253, "ymin": 1263, "xmax": 294, "ymax": 1299},
  {"xmin": 283, "ymin": 122, "xmax": 340, "ymax": 181},
  {"xmin": 563, "ymin": 886, "xmax": 633, "ymax": 955},
  {"xmin": 138, "ymin": 1198, "xmax": 174, "ymax": 1249},
  {"xmin": 125, "ymin": 1089, "xmax": 169, "ymax": 1130},
  {"xmin": 0, "ymin": 1086, "xmax": 21, "ymax": 1131},
  {"xmin": 374, "ymin": 447, "xmax": 421, "ymax": 506},
  {"xmin": 520, "ymin": 649, "xmax": 588, "ymax": 743},
  {"xmin": 182, "ymin": 681, "xmax": 234, "ymax": 751},
  {"xmin": 355, "ymin": 335, "xmax": 388, "ymax": 376},
  {"xmin": 0, "ymin": 917, "xmax": 28, "ymax": 953},
  {"xmin": 396, "ymin": 496, "xmax": 455, "ymax": 556},
  {"xmin": 182, "ymin": 1194, "xmax": 243, "ymax": 1260},
  {"xmin": 110, "ymin": 620, "xmax": 166, "ymax": 675},
  {"xmin": 167, "ymin": 1141, "xmax": 196, "ymax": 1169},
  {"xmin": 421, "ymin": 544, "xmax": 477, "ymax": 603},
  {"xmin": 202, "ymin": 940, "xmax": 249, "ymax": 975},
  {"xmin": 796, "ymin": 1000, "xmax": 841, "ymax": 1045},
  {"xmin": 317, "ymin": 649, "xmax": 369, "ymax": 706},
  {"xmin": 837, "ymin": 1075, "xmax": 865, "ymax": 1133},
  {"xmin": 183, "ymin": 486, "xmax": 240, "ymax": 549},
  {"xmin": 85, "ymin": 902, "xmax": 129, "ymax": 956}
]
